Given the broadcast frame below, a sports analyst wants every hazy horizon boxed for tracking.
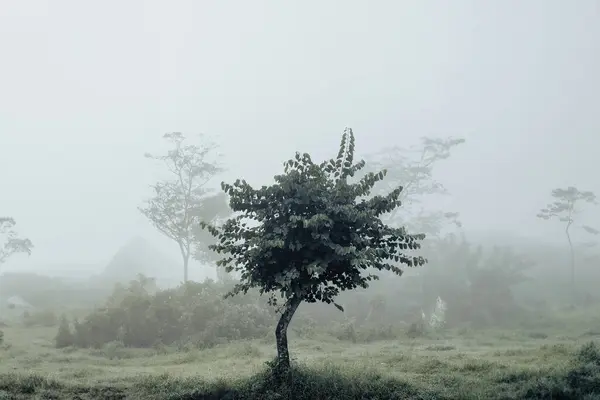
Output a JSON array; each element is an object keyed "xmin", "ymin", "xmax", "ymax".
[{"xmin": 2, "ymin": 0, "xmax": 599, "ymax": 277}]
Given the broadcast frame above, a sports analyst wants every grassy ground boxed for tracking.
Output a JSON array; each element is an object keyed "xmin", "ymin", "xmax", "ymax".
[{"xmin": 1, "ymin": 317, "xmax": 600, "ymax": 399}]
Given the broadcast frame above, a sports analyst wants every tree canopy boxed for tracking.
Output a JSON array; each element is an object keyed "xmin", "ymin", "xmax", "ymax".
[
  {"xmin": 202, "ymin": 127, "xmax": 426, "ymax": 374},
  {"xmin": 139, "ymin": 132, "xmax": 224, "ymax": 282}
]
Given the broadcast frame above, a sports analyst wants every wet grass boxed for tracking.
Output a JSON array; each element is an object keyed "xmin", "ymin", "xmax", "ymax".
[{"xmin": 1, "ymin": 320, "xmax": 600, "ymax": 399}]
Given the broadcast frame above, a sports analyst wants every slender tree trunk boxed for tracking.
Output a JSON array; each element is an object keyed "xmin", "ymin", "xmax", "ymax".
[
  {"xmin": 183, "ymin": 255, "xmax": 189, "ymax": 283},
  {"xmin": 365, "ymin": 306, "xmax": 373, "ymax": 323},
  {"xmin": 179, "ymin": 245, "xmax": 190, "ymax": 283},
  {"xmin": 566, "ymin": 222, "xmax": 575, "ymax": 305},
  {"xmin": 274, "ymin": 296, "xmax": 302, "ymax": 378}
]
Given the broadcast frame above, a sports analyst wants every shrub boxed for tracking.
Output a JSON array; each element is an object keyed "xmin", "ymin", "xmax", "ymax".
[
  {"xmin": 66, "ymin": 277, "xmax": 277, "ymax": 348},
  {"xmin": 406, "ymin": 320, "xmax": 426, "ymax": 338},
  {"xmin": 97, "ymin": 340, "xmax": 127, "ymax": 360},
  {"xmin": 54, "ymin": 315, "xmax": 74, "ymax": 348}
]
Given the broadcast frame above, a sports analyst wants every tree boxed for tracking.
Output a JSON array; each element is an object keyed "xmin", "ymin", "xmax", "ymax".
[
  {"xmin": 0, "ymin": 217, "xmax": 33, "ymax": 267},
  {"xmin": 364, "ymin": 137, "xmax": 465, "ymax": 236},
  {"xmin": 537, "ymin": 186, "xmax": 598, "ymax": 303},
  {"xmin": 202, "ymin": 127, "xmax": 426, "ymax": 377},
  {"xmin": 139, "ymin": 132, "xmax": 223, "ymax": 282}
]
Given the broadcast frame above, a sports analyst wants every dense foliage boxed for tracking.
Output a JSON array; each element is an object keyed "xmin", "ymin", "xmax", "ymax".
[{"xmin": 203, "ymin": 127, "xmax": 426, "ymax": 373}]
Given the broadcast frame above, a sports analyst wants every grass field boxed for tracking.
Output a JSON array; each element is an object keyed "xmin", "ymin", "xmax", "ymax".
[{"xmin": 1, "ymin": 314, "xmax": 600, "ymax": 400}]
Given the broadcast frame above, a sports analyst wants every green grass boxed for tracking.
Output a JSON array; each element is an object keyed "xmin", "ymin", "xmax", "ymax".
[{"xmin": 1, "ymin": 322, "xmax": 600, "ymax": 399}]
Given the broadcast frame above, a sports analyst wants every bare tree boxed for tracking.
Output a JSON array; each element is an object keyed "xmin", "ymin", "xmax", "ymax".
[
  {"xmin": 365, "ymin": 136, "xmax": 465, "ymax": 236},
  {"xmin": 537, "ymin": 186, "xmax": 598, "ymax": 304},
  {"xmin": 139, "ymin": 132, "xmax": 223, "ymax": 282}
]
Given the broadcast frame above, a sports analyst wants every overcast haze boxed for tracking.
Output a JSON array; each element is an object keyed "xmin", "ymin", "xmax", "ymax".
[{"xmin": 1, "ymin": 0, "xmax": 599, "ymax": 276}]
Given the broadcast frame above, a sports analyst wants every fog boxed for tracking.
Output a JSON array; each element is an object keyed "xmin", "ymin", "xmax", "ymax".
[{"xmin": 1, "ymin": 0, "xmax": 599, "ymax": 278}]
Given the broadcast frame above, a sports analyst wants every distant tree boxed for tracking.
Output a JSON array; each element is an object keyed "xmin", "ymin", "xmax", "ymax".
[
  {"xmin": 139, "ymin": 132, "xmax": 223, "ymax": 282},
  {"xmin": 190, "ymin": 192, "xmax": 233, "ymax": 282},
  {"xmin": 537, "ymin": 186, "xmax": 598, "ymax": 303},
  {"xmin": 364, "ymin": 137, "xmax": 465, "ymax": 236},
  {"xmin": 202, "ymin": 127, "xmax": 426, "ymax": 378},
  {"xmin": 0, "ymin": 217, "xmax": 33, "ymax": 268}
]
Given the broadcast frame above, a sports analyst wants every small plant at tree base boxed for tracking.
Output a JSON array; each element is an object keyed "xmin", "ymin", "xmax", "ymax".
[
  {"xmin": 139, "ymin": 132, "xmax": 224, "ymax": 282},
  {"xmin": 537, "ymin": 186, "xmax": 598, "ymax": 304},
  {"xmin": 202, "ymin": 127, "xmax": 426, "ymax": 380}
]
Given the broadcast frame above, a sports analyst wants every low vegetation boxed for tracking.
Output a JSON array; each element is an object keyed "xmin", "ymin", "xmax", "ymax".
[
  {"xmin": 54, "ymin": 278, "xmax": 277, "ymax": 349},
  {"xmin": 0, "ymin": 265, "xmax": 586, "ymax": 398},
  {"xmin": 1, "ymin": 314, "xmax": 600, "ymax": 399}
]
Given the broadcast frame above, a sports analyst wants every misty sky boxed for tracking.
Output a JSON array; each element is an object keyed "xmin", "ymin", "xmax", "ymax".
[{"xmin": 1, "ymin": 0, "xmax": 599, "ymax": 275}]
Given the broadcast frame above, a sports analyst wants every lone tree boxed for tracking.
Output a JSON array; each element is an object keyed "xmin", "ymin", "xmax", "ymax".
[
  {"xmin": 202, "ymin": 128, "xmax": 426, "ymax": 376},
  {"xmin": 140, "ymin": 132, "xmax": 223, "ymax": 282},
  {"xmin": 0, "ymin": 217, "xmax": 33, "ymax": 267},
  {"xmin": 537, "ymin": 186, "xmax": 598, "ymax": 303}
]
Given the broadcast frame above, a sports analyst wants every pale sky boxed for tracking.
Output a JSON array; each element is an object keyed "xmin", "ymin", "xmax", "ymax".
[{"xmin": 1, "ymin": 0, "xmax": 599, "ymax": 277}]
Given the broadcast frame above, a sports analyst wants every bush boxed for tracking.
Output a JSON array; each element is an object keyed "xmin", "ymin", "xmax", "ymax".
[
  {"xmin": 54, "ymin": 315, "xmax": 74, "ymax": 348},
  {"xmin": 65, "ymin": 277, "xmax": 277, "ymax": 348},
  {"xmin": 407, "ymin": 320, "xmax": 426, "ymax": 338}
]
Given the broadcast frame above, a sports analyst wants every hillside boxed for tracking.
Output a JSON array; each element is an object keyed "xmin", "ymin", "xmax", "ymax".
[{"xmin": 100, "ymin": 236, "xmax": 182, "ymax": 287}]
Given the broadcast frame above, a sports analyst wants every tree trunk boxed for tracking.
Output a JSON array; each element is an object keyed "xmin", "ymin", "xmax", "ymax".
[
  {"xmin": 183, "ymin": 255, "xmax": 189, "ymax": 283},
  {"xmin": 179, "ymin": 247, "xmax": 190, "ymax": 283},
  {"xmin": 177, "ymin": 242, "xmax": 191, "ymax": 283},
  {"xmin": 274, "ymin": 296, "xmax": 302, "ymax": 378},
  {"xmin": 566, "ymin": 222, "xmax": 575, "ymax": 306}
]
